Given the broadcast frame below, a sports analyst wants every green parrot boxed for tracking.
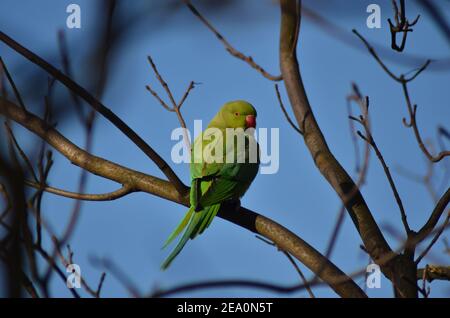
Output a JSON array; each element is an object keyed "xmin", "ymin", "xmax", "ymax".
[{"xmin": 161, "ymin": 100, "xmax": 259, "ymax": 269}]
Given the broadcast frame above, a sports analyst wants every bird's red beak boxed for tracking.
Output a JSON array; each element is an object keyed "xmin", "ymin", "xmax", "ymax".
[{"xmin": 245, "ymin": 115, "xmax": 256, "ymax": 128}]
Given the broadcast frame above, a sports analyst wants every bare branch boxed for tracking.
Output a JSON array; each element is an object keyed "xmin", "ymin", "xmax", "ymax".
[
  {"xmin": 4, "ymin": 122, "xmax": 39, "ymax": 183},
  {"xmin": 145, "ymin": 84, "xmax": 172, "ymax": 111},
  {"xmin": 146, "ymin": 56, "xmax": 195, "ymax": 151},
  {"xmin": 0, "ymin": 57, "xmax": 26, "ymax": 110},
  {"xmin": 52, "ymin": 236, "xmax": 107, "ymax": 298},
  {"xmin": 400, "ymin": 81, "xmax": 450, "ymax": 162},
  {"xmin": 416, "ymin": 211, "xmax": 450, "ymax": 265},
  {"xmin": 25, "ymin": 180, "xmax": 134, "ymax": 201},
  {"xmin": 91, "ymin": 257, "xmax": 141, "ymax": 298},
  {"xmin": 418, "ymin": 265, "xmax": 450, "ymax": 282},
  {"xmin": 388, "ymin": 0, "xmax": 420, "ymax": 52},
  {"xmin": 416, "ymin": 187, "xmax": 450, "ymax": 244},
  {"xmin": 256, "ymin": 235, "xmax": 315, "ymax": 298},
  {"xmin": 353, "ymin": 29, "xmax": 449, "ymax": 163},
  {"xmin": 178, "ymin": 81, "xmax": 195, "ymax": 110},
  {"xmin": 350, "ymin": 95, "xmax": 411, "ymax": 235},
  {"xmin": 57, "ymin": 30, "xmax": 85, "ymax": 124},
  {"xmin": 0, "ymin": 31, "xmax": 188, "ymax": 195},
  {"xmin": 274, "ymin": 84, "xmax": 303, "ymax": 135},
  {"xmin": 184, "ymin": 0, "xmax": 282, "ymax": 81}
]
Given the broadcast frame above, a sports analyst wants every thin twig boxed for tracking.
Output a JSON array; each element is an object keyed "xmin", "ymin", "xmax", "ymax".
[
  {"xmin": 25, "ymin": 180, "xmax": 134, "ymax": 201},
  {"xmin": 415, "ymin": 211, "xmax": 450, "ymax": 264},
  {"xmin": 146, "ymin": 56, "xmax": 195, "ymax": 151},
  {"xmin": 314, "ymin": 84, "xmax": 372, "ymax": 283},
  {"xmin": 0, "ymin": 57, "xmax": 26, "ymax": 110},
  {"xmin": 416, "ymin": 187, "xmax": 450, "ymax": 244},
  {"xmin": 52, "ymin": 236, "xmax": 107, "ymax": 298},
  {"xmin": 255, "ymin": 235, "xmax": 315, "ymax": 298},
  {"xmin": 4, "ymin": 122, "xmax": 39, "ymax": 182},
  {"xmin": 57, "ymin": 30, "xmax": 85, "ymax": 124},
  {"xmin": 90, "ymin": 257, "xmax": 141, "ymax": 298},
  {"xmin": 353, "ymin": 29, "xmax": 449, "ymax": 163},
  {"xmin": 387, "ymin": 0, "xmax": 420, "ymax": 52},
  {"xmin": 350, "ymin": 102, "xmax": 411, "ymax": 235},
  {"xmin": 274, "ymin": 84, "xmax": 303, "ymax": 135},
  {"xmin": 184, "ymin": 0, "xmax": 282, "ymax": 81}
]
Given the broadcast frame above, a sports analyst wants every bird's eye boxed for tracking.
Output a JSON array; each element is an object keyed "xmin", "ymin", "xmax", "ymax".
[{"xmin": 234, "ymin": 112, "xmax": 240, "ymax": 116}]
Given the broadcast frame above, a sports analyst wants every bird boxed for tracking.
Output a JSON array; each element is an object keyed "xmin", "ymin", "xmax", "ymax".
[{"xmin": 161, "ymin": 100, "xmax": 260, "ymax": 269}]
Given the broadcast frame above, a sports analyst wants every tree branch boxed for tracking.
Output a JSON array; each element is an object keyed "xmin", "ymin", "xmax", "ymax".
[
  {"xmin": 184, "ymin": 1, "xmax": 282, "ymax": 81},
  {"xmin": 0, "ymin": 30, "xmax": 188, "ymax": 195},
  {"xmin": 274, "ymin": 84, "xmax": 303, "ymax": 135},
  {"xmin": 387, "ymin": 0, "xmax": 420, "ymax": 52},
  {"xmin": 417, "ymin": 265, "xmax": 450, "ymax": 282},
  {"xmin": 279, "ymin": 0, "xmax": 395, "ymax": 277},
  {"xmin": 25, "ymin": 180, "xmax": 134, "ymax": 201},
  {"xmin": 353, "ymin": 29, "xmax": 449, "ymax": 163},
  {"xmin": 0, "ymin": 97, "xmax": 366, "ymax": 298},
  {"xmin": 416, "ymin": 187, "xmax": 450, "ymax": 243},
  {"xmin": 415, "ymin": 211, "xmax": 450, "ymax": 265},
  {"xmin": 349, "ymin": 96, "xmax": 411, "ymax": 235},
  {"xmin": 0, "ymin": 57, "xmax": 26, "ymax": 110}
]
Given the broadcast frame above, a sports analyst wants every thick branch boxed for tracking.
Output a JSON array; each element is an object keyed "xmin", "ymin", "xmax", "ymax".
[
  {"xmin": 0, "ymin": 97, "xmax": 366, "ymax": 298},
  {"xmin": 279, "ymin": 0, "xmax": 394, "ymax": 271},
  {"xmin": 417, "ymin": 265, "xmax": 450, "ymax": 282}
]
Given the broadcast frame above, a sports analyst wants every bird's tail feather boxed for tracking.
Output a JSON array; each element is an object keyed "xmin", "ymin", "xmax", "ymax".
[
  {"xmin": 192, "ymin": 204, "xmax": 220, "ymax": 238},
  {"xmin": 162, "ymin": 206, "xmax": 195, "ymax": 249},
  {"xmin": 161, "ymin": 203, "xmax": 220, "ymax": 270}
]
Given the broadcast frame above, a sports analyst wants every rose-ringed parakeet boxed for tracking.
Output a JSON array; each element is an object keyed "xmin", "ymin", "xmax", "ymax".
[{"xmin": 161, "ymin": 100, "xmax": 259, "ymax": 269}]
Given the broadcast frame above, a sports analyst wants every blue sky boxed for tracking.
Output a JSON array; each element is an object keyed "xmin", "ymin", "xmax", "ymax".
[{"xmin": 1, "ymin": 0, "xmax": 449, "ymax": 297}]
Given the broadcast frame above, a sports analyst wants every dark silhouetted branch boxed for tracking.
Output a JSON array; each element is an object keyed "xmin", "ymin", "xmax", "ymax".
[
  {"xmin": 387, "ymin": 0, "xmax": 420, "ymax": 52},
  {"xmin": 0, "ymin": 57, "xmax": 26, "ymax": 110},
  {"xmin": 274, "ymin": 84, "xmax": 303, "ymax": 135},
  {"xmin": 0, "ymin": 30, "xmax": 188, "ymax": 196},
  {"xmin": 25, "ymin": 180, "xmax": 134, "ymax": 201}
]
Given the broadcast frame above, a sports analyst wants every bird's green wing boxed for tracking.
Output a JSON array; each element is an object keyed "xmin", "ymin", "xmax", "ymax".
[
  {"xmin": 198, "ymin": 177, "xmax": 242, "ymax": 207},
  {"xmin": 198, "ymin": 133, "xmax": 259, "ymax": 207}
]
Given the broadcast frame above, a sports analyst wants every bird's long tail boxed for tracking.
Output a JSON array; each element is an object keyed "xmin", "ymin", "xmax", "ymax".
[{"xmin": 161, "ymin": 203, "xmax": 220, "ymax": 270}]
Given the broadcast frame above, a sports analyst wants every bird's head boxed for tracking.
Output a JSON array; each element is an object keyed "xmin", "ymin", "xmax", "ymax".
[{"xmin": 216, "ymin": 100, "xmax": 257, "ymax": 129}]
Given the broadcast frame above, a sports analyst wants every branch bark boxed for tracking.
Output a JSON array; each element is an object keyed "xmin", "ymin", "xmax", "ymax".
[
  {"xmin": 279, "ymin": 0, "xmax": 392, "ymax": 265},
  {"xmin": 278, "ymin": 0, "xmax": 418, "ymax": 297},
  {"xmin": 417, "ymin": 265, "xmax": 450, "ymax": 282}
]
